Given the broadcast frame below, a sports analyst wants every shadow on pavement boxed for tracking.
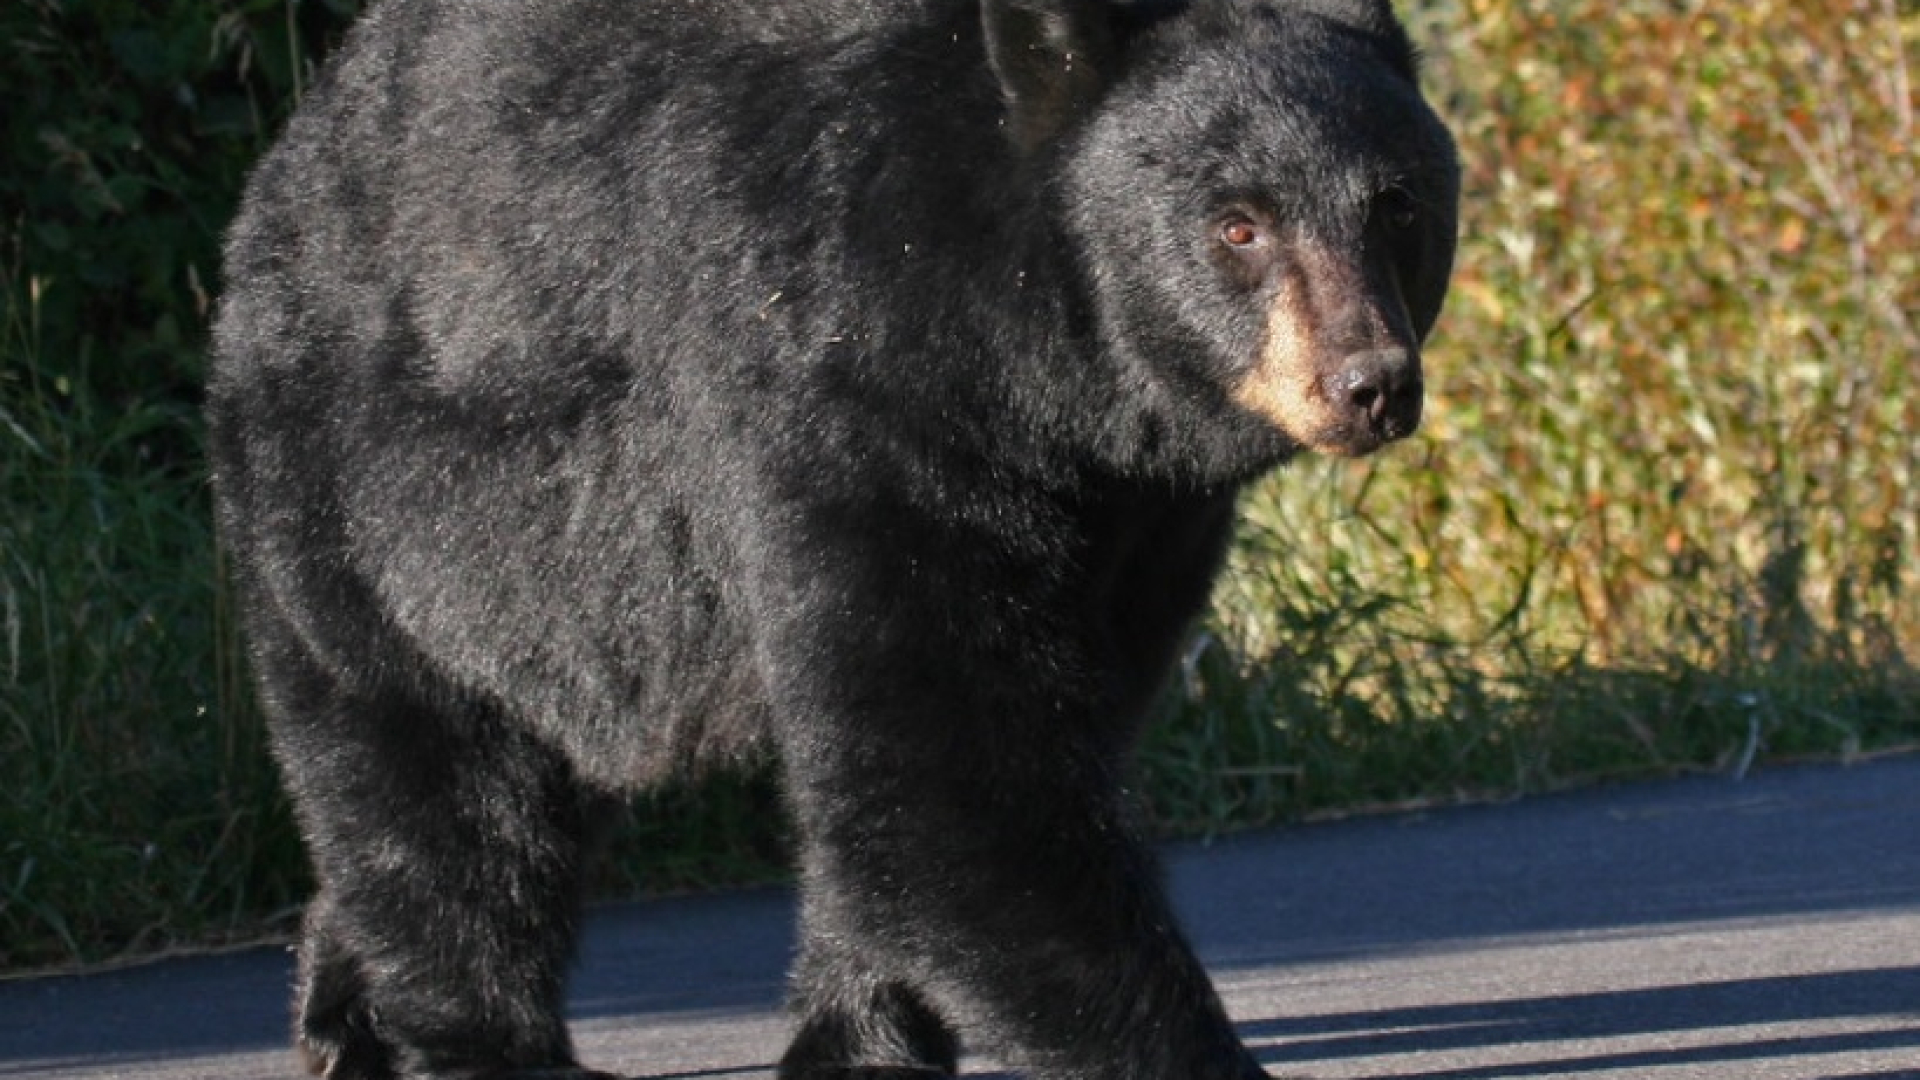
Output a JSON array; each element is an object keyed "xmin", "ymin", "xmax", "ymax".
[{"xmin": 1245, "ymin": 967, "xmax": 1920, "ymax": 1076}]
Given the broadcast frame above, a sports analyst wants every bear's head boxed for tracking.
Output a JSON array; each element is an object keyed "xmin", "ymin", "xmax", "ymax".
[{"xmin": 987, "ymin": 0, "xmax": 1460, "ymax": 477}]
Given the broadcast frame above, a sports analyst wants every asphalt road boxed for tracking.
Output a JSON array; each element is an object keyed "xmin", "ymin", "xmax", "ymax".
[{"xmin": 4, "ymin": 755, "xmax": 1917, "ymax": 1079}]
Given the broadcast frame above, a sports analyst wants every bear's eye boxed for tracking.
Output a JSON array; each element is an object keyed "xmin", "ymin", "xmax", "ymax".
[
  {"xmin": 1211, "ymin": 211, "xmax": 1274, "ymax": 291},
  {"xmin": 1219, "ymin": 216, "xmax": 1262, "ymax": 247},
  {"xmin": 1379, "ymin": 189, "xmax": 1419, "ymax": 230}
]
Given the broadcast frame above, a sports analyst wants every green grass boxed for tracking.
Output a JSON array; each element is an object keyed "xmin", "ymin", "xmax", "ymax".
[
  {"xmin": 4, "ymin": 0, "xmax": 1917, "ymax": 970},
  {"xmin": 1, "ymin": 0, "xmax": 359, "ymax": 971},
  {"xmin": 1, "ymin": 268, "xmax": 304, "ymax": 965}
]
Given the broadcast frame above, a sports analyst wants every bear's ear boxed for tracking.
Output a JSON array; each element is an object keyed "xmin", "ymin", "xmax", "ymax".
[
  {"xmin": 982, "ymin": 0, "xmax": 1118, "ymax": 152},
  {"xmin": 1290, "ymin": 0, "xmax": 1418, "ymax": 78}
]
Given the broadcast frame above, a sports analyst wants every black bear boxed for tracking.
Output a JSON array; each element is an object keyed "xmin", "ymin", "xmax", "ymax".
[{"xmin": 208, "ymin": 0, "xmax": 1458, "ymax": 1077}]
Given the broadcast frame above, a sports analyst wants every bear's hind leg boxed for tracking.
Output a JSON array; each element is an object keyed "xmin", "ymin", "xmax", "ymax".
[
  {"xmin": 294, "ymin": 896, "xmax": 394, "ymax": 1079},
  {"xmin": 259, "ymin": 631, "xmax": 605, "ymax": 1079}
]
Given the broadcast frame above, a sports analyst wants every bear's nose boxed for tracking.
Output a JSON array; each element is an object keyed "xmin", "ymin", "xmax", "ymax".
[{"xmin": 1336, "ymin": 347, "xmax": 1423, "ymax": 441}]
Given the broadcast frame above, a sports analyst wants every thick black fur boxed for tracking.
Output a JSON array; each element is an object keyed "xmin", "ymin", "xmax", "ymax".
[{"xmin": 209, "ymin": 1, "xmax": 1458, "ymax": 1078}]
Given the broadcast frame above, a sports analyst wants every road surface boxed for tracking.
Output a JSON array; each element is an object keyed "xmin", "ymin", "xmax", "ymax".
[{"xmin": 3, "ymin": 756, "xmax": 1917, "ymax": 1079}]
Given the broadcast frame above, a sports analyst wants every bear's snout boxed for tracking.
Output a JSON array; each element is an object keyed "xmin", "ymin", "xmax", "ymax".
[
  {"xmin": 1333, "ymin": 346, "xmax": 1423, "ymax": 448},
  {"xmin": 1238, "ymin": 275, "xmax": 1426, "ymax": 458}
]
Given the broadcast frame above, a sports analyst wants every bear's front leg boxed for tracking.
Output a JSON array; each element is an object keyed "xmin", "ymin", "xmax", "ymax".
[
  {"xmin": 774, "ymin": 695, "xmax": 1263, "ymax": 1080},
  {"xmin": 751, "ymin": 528, "xmax": 1265, "ymax": 1080},
  {"xmin": 779, "ymin": 940, "xmax": 961, "ymax": 1080}
]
